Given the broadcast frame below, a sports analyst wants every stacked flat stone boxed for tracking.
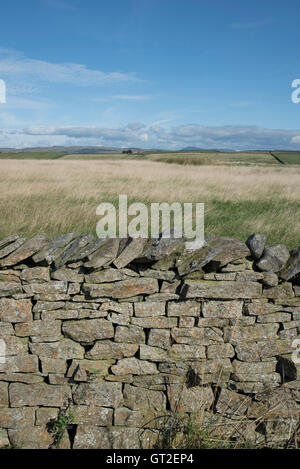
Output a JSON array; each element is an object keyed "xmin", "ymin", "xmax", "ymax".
[{"xmin": 0, "ymin": 232, "xmax": 299, "ymax": 448}]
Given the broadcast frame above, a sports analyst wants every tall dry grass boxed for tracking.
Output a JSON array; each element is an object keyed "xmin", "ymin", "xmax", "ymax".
[{"xmin": 0, "ymin": 159, "xmax": 299, "ymax": 247}]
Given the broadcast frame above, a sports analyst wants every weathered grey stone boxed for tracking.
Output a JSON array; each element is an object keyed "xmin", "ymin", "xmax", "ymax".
[
  {"xmin": 29, "ymin": 339, "xmax": 84, "ymax": 359},
  {"xmin": 0, "ymin": 237, "xmax": 26, "ymax": 261},
  {"xmin": 23, "ymin": 280, "xmax": 67, "ymax": 296},
  {"xmin": 35, "ymin": 407, "xmax": 59, "ymax": 426},
  {"xmin": 182, "ymin": 280, "xmax": 262, "ymax": 299},
  {"xmin": 114, "ymin": 238, "xmax": 148, "ymax": 268},
  {"xmin": 215, "ymin": 388, "xmax": 251, "ymax": 417},
  {"xmin": 236, "ymin": 339, "xmax": 293, "ymax": 361},
  {"xmin": 99, "ymin": 302, "xmax": 133, "ymax": 315},
  {"xmin": 15, "ymin": 319, "xmax": 61, "ymax": 342},
  {"xmin": 262, "ymin": 272, "xmax": 279, "ymax": 287},
  {"xmin": 263, "ymin": 282, "xmax": 294, "ymax": 299},
  {"xmin": 86, "ymin": 340, "xmax": 138, "ymax": 359},
  {"xmin": 108, "ymin": 312, "xmax": 131, "ymax": 325},
  {"xmin": 167, "ymin": 384, "xmax": 214, "ymax": 412},
  {"xmin": 73, "ymin": 425, "xmax": 140, "ymax": 449},
  {"xmin": 246, "ymin": 233, "xmax": 266, "ymax": 259},
  {"xmin": 139, "ymin": 344, "xmax": 169, "ymax": 362},
  {"xmin": 85, "ymin": 268, "xmax": 127, "ymax": 283},
  {"xmin": 20, "ymin": 267, "xmax": 50, "ymax": 283},
  {"xmin": 0, "ymin": 323, "xmax": 14, "ymax": 336},
  {"xmin": 134, "ymin": 302, "xmax": 165, "ymax": 317},
  {"xmin": 62, "ymin": 319, "xmax": 114, "ymax": 343},
  {"xmin": 111, "ymin": 357, "xmax": 158, "ymax": 375},
  {"xmin": 171, "ymin": 327, "xmax": 223, "ymax": 345},
  {"xmin": 0, "ymin": 234, "xmax": 19, "ymax": 251},
  {"xmin": 279, "ymin": 249, "xmax": 300, "ymax": 281},
  {"xmin": 145, "ymin": 293, "xmax": 179, "ymax": 302},
  {"xmin": 131, "ymin": 316, "xmax": 177, "ymax": 328},
  {"xmin": 73, "ymin": 382, "xmax": 123, "ymax": 407},
  {"xmin": 257, "ymin": 244, "xmax": 290, "ymax": 272},
  {"xmin": 139, "ymin": 267, "xmax": 175, "ymax": 281},
  {"xmin": 84, "ymin": 278, "xmax": 158, "ymax": 299},
  {"xmin": 0, "ymin": 281, "xmax": 22, "ymax": 296},
  {"xmin": 51, "ymin": 267, "xmax": 84, "ymax": 283},
  {"xmin": 9, "ymin": 382, "xmax": 71, "ymax": 407},
  {"xmin": 0, "ymin": 355, "xmax": 39, "ymax": 373},
  {"xmin": 0, "ymin": 269, "xmax": 20, "ymax": 282},
  {"xmin": 32, "ymin": 232, "xmax": 79, "ymax": 264},
  {"xmin": 148, "ymin": 329, "xmax": 170, "ymax": 349},
  {"xmin": 40, "ymin": 357, "xmax": 66, "ymax": 374},
  {"xmin": 256, "ymin": 312, "xmax": 291, "ymax": 323},
  {"xmin": 168, "ymin": 344, "xmax": 206, "ymax": 360},
  {"xmin": 177, "ymin": 237, "xmax": 250, "ymax": 275},
  {"xmin": 123, "ymin": 384, "xmax": 166, "ymax": 411},
  {"xmin": 0, "ymin": 298, "xmax": 32, "ymax": 323},
  {"xmin": 179, "ymin": 316, "xmax": 195, "ymax": 327},
  {"xmin": 246, "ymin": 300, "xmax": 279, "ymax": 316},
  {"xmin": 8, "ymin": 425, "xmax": 54, "ymax": 449},
  {"xmin": 236, "ymin": 271, "xmax": 264, "ymax": 282},
  {"xmin": 207, "ymin": 343, "xmax": 235, "ymax": 358},
  {"xmin": 0, "ymin": 382, "xmax": 8, "ymax": 407},
  {"xmin": 54, "ymin": 233, "xmax": 95, "ymax": 268},
  {"xmin": 1, "ymin": 335, "xmax": 27, "ymax": 356},
  {"xmin": 197, "ymin": 318, "xmax": 229, "ymax": 327},
  {"xmin": 115, "ymin": 325, "xmax": 145, "ymax": 344},
  {"xmin": 72, "ymin": 405, "xmax": 113, "ymax": 426},
  {"xmin": 84, "ymin": 238, "xmax": 120, "ymax": 269},
  {"xmin": 160, "ymin": 280, "xmax": 180, "ymax": 293},
  {"xmin": 0, "ymin": 234, "xmax": 48, "ymax": 267},
  {"xmin": 67, "ymin": 359, "xmax": 114, "ymax": 380},
  {"xmin": 168, "ymin": 300, "xmax": 199, "ymax": 316},
  {"xmin": 231, "ymin": 360, "xmax": 279, "ymax": 383},
  {"xmin": 224, "ymin": 323, "xmax": 279, "ymax": 344},
  {"xmin": 0, "ymin": 407, "xmax": 35, "ymax": 428},
  {"xmin": 136, "ymin": 235, "xmax": 185, "ymax": 263},
  {"xmin": 202, "ymin": 300, "xmax": 243, "ymax": 318}
]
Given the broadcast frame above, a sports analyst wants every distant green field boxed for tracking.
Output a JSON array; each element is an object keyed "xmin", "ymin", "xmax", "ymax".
[
  {"xmin": 146, "ymin": 151, "xmax": 277, "ymax": 166},
  {"xmin": 1, "ymin": 150, "xmax": 300, "ymax": 166},
  {"xmin": 0, "ymin": 152, "xmax": 65, "ymax": 159},
  {"xmin": 61, "ymin": 153, "xmax": 145, "ymax": 160},
  {"xmin": 274, "ymin": 152, "xmax": 300, "ymax": 165}
]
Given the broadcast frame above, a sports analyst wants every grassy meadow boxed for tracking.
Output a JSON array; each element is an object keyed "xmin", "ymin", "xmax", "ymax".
[{"xmin": 0, "ymin": 158, "xmax": 299, "ymax": 248}]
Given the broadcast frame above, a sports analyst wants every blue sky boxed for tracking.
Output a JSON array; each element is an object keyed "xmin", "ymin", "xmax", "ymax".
[{"xmin": 0, "ymin": 0, "xmax": 300, "ymax": 149}]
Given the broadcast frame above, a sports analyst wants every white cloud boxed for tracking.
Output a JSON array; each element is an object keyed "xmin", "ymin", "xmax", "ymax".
[
  {"xmin": 1, "ymin": 123, "xmax": 300, "ymax": 150},
  {"xmin": 0, "ymin": 49, "xmax": 139, "ymax": 87}
]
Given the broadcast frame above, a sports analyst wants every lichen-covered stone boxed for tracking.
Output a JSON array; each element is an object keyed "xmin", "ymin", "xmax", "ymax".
[
  {"xmin": 167, "ymin": 384, "xmax": 214, "ymax": 412},
  {"xmin": 224, "ymin": 323, "xmax": 279, "ymax": 344},
  {"xmin": 115, "ymin": 325, "xmax": 145, "ymax": 344},
  {"xmin": 202, "ymin": 300, "xmax": 243, "ymax": 318},
  {"xmin": 85, "ymin": 340, "xmax": 138, "ymax": 359},
  {"xmin": 0, "ymin": 234, "xmax": 48, "ymax": 267},
  {"xmin": 62, "ymin": 319, "xmax": 114, "ymax": 343},
  {"xmin": 131, "ymin": 316, "xmax": 177, "ymax": 328},
  {"xmin": 134, "ymin": 302, "xmax": 165, "ymax": 317},
  {"xmin": 29, "ymin": 339, "xmax": 84, "ymax": 359},
  {"xmin": 84, "ymin": 278, "xmax": 158, "ymax": 299},
  {"xmin": 73, "ymin": 382, "xmax": 123, "ymax": 407},
  {"xmin": 0, "ymin": 298, "xmax": 32, "ymax": 323},
  {"xmin": 20, "ymin": 267, "xmax": 50, "ymax": 283},
  {"xmin": 246, "ymin": 233, "xmax": 266, "ymax": 259},
  {"xmin": 9, "ymin": 382, "xmax": 72, "ymax": 407},
  {"xmin": 111, "ymin": 357, "xmax": 158, "ymax": 375},
  {"xmin": 148, "ymin": 329, "xmax": 170, "ymax": 349},
  {"xmin": 182, "ymin": 280, "xmax": 262, "ymax": 299},
  {"xmin": 167, "ymin": 300, "xmax": 199, "ymax": 316},
  {"xmin": 256, "ymin": 244, "xmax": 290, "ymax": 272}
]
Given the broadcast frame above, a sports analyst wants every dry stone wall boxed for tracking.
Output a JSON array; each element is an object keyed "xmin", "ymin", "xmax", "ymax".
[{"xmin": 0, "ymin": 232, "xmax": 299, "ymax": 449}]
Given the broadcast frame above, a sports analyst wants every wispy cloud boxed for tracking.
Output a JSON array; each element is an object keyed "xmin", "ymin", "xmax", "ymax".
[
  {"xmin": 0, "ymin": 48, "xmax": 139, "ymax": 87},
  {"xmin": 1, "ymin": 123, "xmax": 298, "ymax": 150},
  {"xmin": 93, "ymin": 94, "xmax": 153, "ymax": 102}
]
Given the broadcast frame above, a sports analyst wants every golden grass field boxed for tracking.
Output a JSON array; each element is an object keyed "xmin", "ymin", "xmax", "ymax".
[{"xmin": 1, "ymin": 158, "xmax": 300, "ymax": 248}]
